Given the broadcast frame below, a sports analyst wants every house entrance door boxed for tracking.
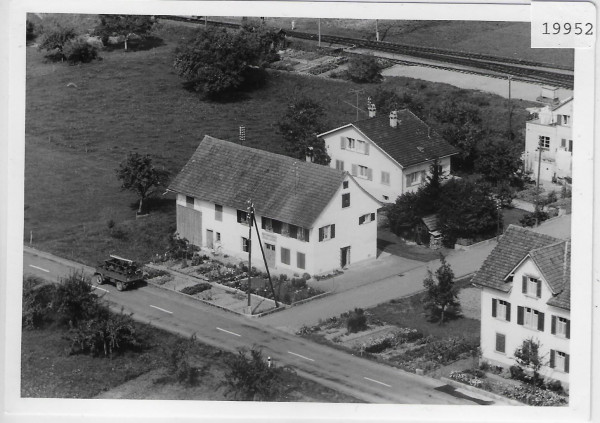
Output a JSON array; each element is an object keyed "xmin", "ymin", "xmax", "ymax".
[
  {"xmin": 340, "ymin": 246, "xmax": 351, "ymax": 268},
  {"xmin": 265, "ymin": 243, "xmax": 276, "ymax": 268},
  {"xmin": 206, "ymin": 230, "xmax": 214, "ymax": 249}
]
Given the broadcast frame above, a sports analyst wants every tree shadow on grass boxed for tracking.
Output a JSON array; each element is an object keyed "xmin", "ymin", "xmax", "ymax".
[{"xmin": 128, "ymin": 196, "xmax": 174, "ymax": 214}]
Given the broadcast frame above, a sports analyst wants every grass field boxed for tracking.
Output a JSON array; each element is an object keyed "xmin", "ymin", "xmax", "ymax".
[
  {"xmin": 21, "ymin": 322, "xmax": 360, "ymax": 401},
  {"xmin": 25, "ymin": 19, "xmax": 537, "ymax": 267}
]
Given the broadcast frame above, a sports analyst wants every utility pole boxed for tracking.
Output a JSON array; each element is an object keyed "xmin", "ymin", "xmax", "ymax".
[
  {"xmin": 508, "ymin": 75, "xmax": 513, "ymax": 141},
  {"xmin": 246, "ymin": 200, "xmax": 253, "ymax": 310},
  {"xmin": 349, "ymin": 89, "xmax": 364, "ymax": 121},
  {"xmin": 318, "ymin": 19, "xmax": 321, "ymax": 47},
  {"xmin": 535, "ymin": 144, "xmax": 543, "ymax": 226},
  {"xmin": 204, "ymin": 16, "xmax": 207, "ymax": 27},
  {"xmin": 375, "ymin": 19, "xmax": 380, "ymax": 41}
]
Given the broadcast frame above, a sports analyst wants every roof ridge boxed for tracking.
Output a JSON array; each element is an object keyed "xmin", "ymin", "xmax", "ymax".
[{"xmin": 529, "ymin": 239, "xmax": 567, "ymax": 254}]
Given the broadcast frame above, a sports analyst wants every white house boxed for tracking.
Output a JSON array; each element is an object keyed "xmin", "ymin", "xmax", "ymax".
[
  {"xmin": 524, "ymin": 96, "xmax": 573, "ymax": 182},
  {"xmin": 316, "ymin": 108, "xmax": 458, "ymax": 203},
  {"xmin": 168, "ymin": 135, "xmax": 382, "ymax": 276},
  {"xmin": 473, "ymin": 225, "xmax": 571, "ymax": 386}
]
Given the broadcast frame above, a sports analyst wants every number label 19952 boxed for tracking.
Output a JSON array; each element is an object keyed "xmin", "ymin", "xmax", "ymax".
[{"xmin": 542, "ymin": 22, "xmax": 594, "ymax": 35}]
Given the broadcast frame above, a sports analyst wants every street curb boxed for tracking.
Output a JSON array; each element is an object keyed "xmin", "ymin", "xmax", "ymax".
[
  {"xmin": 23, "ymin": 246, "xmax": 94, "ymax": 273},
  {"xmin": 440, "ymin": 377, "xmax": 523, "ymax": 406}
]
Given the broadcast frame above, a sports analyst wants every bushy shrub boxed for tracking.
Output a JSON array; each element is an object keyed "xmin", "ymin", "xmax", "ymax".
[
  {"xmin": 22, "ymin": 277, "xmax": 56, "ymax": 329},
  {"xmin": 346, "ymin": 308, "xmax": 368, "ymax": 334},
  {"xmin": 519, "ymin": 209, "xmax": 550, "ymax": 227},
  {"xmin": 163, "ymin": 334, "xmax": 203, "ymax": 386},
  {"xmin": 501, "ymin": 384, "xmax": 567, "ymax": 406},
  {"xmin": 290, "ymin": 277, "xmax": 306, "ymax": 289},
  {"xmin": 54, "ymin": 273, "xmax": 102, "ymax": 326},
  {"xmin": 180, "ymin": 283, "xmax": 212, "ymax": 296},
  {"xmin": 63, "ymin": 36, "xmax": 100, "ymax": 64},
  {"xmin": 302, "ymin": 273, "xmax": 311, "ymax": 281},
  {"xmin": 509, "ymin": 365, "xmax": 525, "ymax": 380},
  {"xmin": 347, "ymin": 55, "xmax": 383, "ymax": 83},
  {"xmin": 544, "ymin": 379, "xmax": 564, "ymax": 393},
  {"xmin": 546, "ymin": 190, "xmax": 558, "ymax": 204}
]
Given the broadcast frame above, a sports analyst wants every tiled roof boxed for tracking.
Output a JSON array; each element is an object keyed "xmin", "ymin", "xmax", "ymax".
[
  {"xmin": 168, "ymin": 136, "xmax": 347, "ymax": 229},
  {"xmin": 472, "ymin": 225, "xmax": 571, "ymax": 310},
  {"xmin": 351, "ymin": 109, "xmax": 458, "ymax": 168}
]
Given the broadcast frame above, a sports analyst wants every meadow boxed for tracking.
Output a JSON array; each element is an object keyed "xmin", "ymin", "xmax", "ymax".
[{"xmin": 25, "ymin": 18, "xmax": 535, "ymax": 266}]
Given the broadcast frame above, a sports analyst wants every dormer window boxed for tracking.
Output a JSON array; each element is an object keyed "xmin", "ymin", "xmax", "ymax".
[{"xmin": 522, "ymin": 276, "xmax": 541, "ymax": 298}]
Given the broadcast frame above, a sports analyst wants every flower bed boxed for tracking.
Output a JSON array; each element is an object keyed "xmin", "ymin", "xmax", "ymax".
[{"xmin": 180, "ymin": 283, "xmax": 212, "ymax": 296}]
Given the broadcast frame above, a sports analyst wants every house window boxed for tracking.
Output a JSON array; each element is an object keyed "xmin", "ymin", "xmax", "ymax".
[
  {"xmin": 563, "ymin": 115, "xmax": 570, "ymax": 125},
  {"xmin": 262, "ymin": 217, "xmax": 273, "ymax": 232},
  {"xmin": 215, "ymin": 204, "xmax": 223, "ymax": 221},
  {"xmin": 492, "ymin": 298, "xmax": 511, "ymax": 321},
  {"xmin": 342, "ymin": 193, "xmax": 350, "ymax": 208},
  {"xmin": 318, "ymin": 224, "xmax": 335, "ymax": 242},
  {"xmin": 359, "ymin": 213, "xmax": 376, "ymax": 225},
  {"xmin": 568, "ymin": 140, "xmax": 573, "ymax": 153},
  {"xmin": 381, "ymin": 171, "xmax": 390, "ymax": 186},
  {"xmin": 406, "ymin": 171, "xmax": 420, "ymax": 186},
  {"xmin": 552, "ymin": 316, "xmax": 570, "ymax": 338},
  {"xmin": 297, "ymin": 227, "xmax": 309, "ymax": 242},
  {"xmin": 237, "ymin": 210, "xmax": 250, "ymax": 225},
  {"xmin": 272, "ymin": 219, "xmax": 282, "ymax": 234},
  {"xmin": 343, "ymin": 181, "xmax": 349, "ymax": 189},
  {"xmin": 216, "ymin": 232, "xmax": 221, "ymax": 242},
  {"xmin": 241, "ymin": 237, "xmax": 250, "ymax": 253},
  {"xmin": 495, "ymin": 333, "xmax": 506, "ymax": 353},
  {"xmin": 297, "ymin": 252, "xmax": 306, "ymax": 270},
  {"xmin": 518, "ymin": 306, "xmax": 544, "ymax": 331},
  {"xmin": 561, "ymin": 138, "xmax": 566, "ymax": 149},
  {"xmin": 550, "ymin": 350, "xmax": 570, "ymax": 373},
  {"xmin": 347, "ymin": 138, "xmax": 356, "ymax": 150},
  {"xmin": 186, "ymin": 196, "xmax": 194, "ymax": 206},
  {"xmin": 281, "ymin": 247, "xmax": 291, "ymax": 265},
  {"xmin": 522, "ymin": 276, "xmax": 541, "ymax": 298},
  {"xmin": 538, "ymin": 136, "xmax": 550, "ymax": 149},
  {"xmin": 336, "ymin": 160, "xmax": 345, "ymax": 171},
  {"xmin": 358, "ymin": 165, "xmax": 370, "ymax": 179},
  {"xmin": 383, "ymin": 195, "xmax": 389, "ymax": 201}
]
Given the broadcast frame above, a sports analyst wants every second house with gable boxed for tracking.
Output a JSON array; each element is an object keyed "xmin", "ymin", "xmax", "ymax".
[{"xmin": 317, "ymin": 109, "xmax": 458, "ymax": 203}]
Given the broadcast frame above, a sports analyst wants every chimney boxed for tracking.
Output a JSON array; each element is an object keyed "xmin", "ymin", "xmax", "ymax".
[
  {"xmin": 389, "ymin": 110, "xmax": 398, "ymax": 128},
  {"xmin": 368, "ymin": 102, "xmax": 376, "ymax": 118}
]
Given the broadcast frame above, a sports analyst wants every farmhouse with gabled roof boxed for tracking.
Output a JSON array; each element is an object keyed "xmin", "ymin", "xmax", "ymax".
[
  {"xmin": 316, "ymin": 108, "xmax": 458, "ymax": 203},
  {"xmin": 473, "ymin": 225, "xmax": 571, "ymax": 386},
  {"xmin": 169, "ymin": 135, "xmax": 382, "ymax": 275}
]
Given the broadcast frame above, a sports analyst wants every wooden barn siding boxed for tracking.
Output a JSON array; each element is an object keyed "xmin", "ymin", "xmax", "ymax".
[{"xmin": 176, "ymin": 205, "xmax": 203, "ymax": 246}]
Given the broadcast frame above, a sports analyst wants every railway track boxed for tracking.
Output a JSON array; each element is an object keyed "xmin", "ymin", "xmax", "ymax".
[{"xmin": 157, "ymin": 15, "xmax": 574, "ymax": 89}]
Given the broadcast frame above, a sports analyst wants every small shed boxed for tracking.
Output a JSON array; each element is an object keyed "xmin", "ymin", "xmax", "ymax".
[{"xmin": 421, "ymin": 214, "xmax": 442, "ymax": 250}]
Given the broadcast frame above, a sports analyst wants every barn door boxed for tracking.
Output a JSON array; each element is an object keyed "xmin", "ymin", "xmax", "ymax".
[{"xmin": 176, "ymin": 205, "xmax": 202, "ymax": 247}]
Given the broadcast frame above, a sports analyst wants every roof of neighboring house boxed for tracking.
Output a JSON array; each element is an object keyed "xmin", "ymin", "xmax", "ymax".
[
  {"xmin": 551, "ymin": 96, "xmax": 573, "ymax": 111},
  {"xmin": 472, "ymin": 225, "xmax": 571, "ymax": 310},
  {"xmin": 169, "ymin": 136, "xmax": 372, "ymax": 229},
  {"xmin": 320, "ymin": 109, "xmax": 458, "ymax": 168}
]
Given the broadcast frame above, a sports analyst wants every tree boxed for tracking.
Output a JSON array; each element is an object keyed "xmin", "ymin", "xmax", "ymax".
[
  {"xmin": 422, "ymin": 256, "xmax": 460, "ymax": 324},
  {"xmin": 384, "ymin": 191, "xmax": 425, "ymax": 239},
  {"xmin": 223, "ymin": 346, "xmax": 294, "ymax": 401},
  {"xmin": 432, "ymin": 99, "xmax": 484, "ymax": 171},
  {"xmin": 62, "ymin": 36, "xmax": 100, "ymax": 64},
  {"xmin": 95, "ymin": 15, "xmax": 155, "ymax": 50},
  {"xmin": 116, "ymin": 153, "xmax": 170, "ymax": 215},
  {"xmin": 277, "ymin": 98, "xmax": 330, "ymax": 165},
  {"xmin": 514, "ymin": 338, "xmax": 545, "ymax": 384},
  {"xmin": 436, "ymin": 179, "xmax": 500, "ymax": 245},
  {"xmin": 163, "ymin": 334, "xmax": 204, "ymax": 386},
  {"xmin": 475, "ymin": 134, "xmax": 523, "ymax": 185},
  {"xmin": 347, "ymin": 55, "xmax": 383, "ymax": 83},
  {"xmin": 421, "ymin": 158, "xmax": 444, "ymax": 206},
  {"xmin": 173, "ymin": 25, "xmax": 279, "ymax": 98},
  {"xmin": 26, "ymin": 19, "xmax": 37, "ymax": 42},
  {"xmin": 369, "ymin": 88, "xmax": 423, "ymax": 116},
  {"xmin": 37, "ymin": 23, "xmax": 77, "ymax": 62}
]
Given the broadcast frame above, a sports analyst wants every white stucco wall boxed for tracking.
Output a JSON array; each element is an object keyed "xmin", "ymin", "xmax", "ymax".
[
  {"xmin": 480, "ymin": 258, "xmax": 570, "ymax": 385},
  {"xmin": 321, "ymin": 126, "xmax": 451, "ymax": 203},
  {"xmin": 524, "ymin": 101, "xmax": 573, "ymax": 180}
]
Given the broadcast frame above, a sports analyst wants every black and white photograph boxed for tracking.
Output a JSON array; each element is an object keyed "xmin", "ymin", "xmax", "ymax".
[{"xmin": 1, "ymin": 1, "xmax": 597, "ymax": 422}]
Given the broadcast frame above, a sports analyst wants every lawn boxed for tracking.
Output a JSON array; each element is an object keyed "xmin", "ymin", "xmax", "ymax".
[
  {"xmin": 21, "ymin": 322, "xmax": 360, "ymax": 402},
  {"xmin": 25, "ymin": 18, "xmax": 537, "ymax": 267},
  {"xmin": 502, "ymin": 207, "xmax": 529, "ymax": 229}
]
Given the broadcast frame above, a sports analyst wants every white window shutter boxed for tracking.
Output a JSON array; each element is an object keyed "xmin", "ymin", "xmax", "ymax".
[
  {"xmin": 364, "ymin": 142, "xmax": 370, "ymax": 155},
  {"xmin": 341, "ymin": 137, "xmax": 346, "ymax": 150},
  {"xmin": 367, "ymin": 168, "xmax": 373, "ymax": 181},
  {"xmin": 351, "ymin": 164, "xmax": 358, "ymax": 176}
]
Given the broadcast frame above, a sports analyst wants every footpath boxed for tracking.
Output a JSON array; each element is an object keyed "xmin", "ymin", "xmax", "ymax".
[{"xmin": 261, "ymin": 215, "xmax": 571, "ymax": 332}]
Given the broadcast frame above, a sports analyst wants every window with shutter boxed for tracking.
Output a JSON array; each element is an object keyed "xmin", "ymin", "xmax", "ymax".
[
  {"xmin": 381, "ymin": 171, "xmax": 390, "ymax": 186},
  {"xmin": 342, "ymin": 193, "xmax": 350, "ymax": 208},
  {"xmin": 517, "ymin": 306, "xmax": 524, "ymax": 325},
  {"xmin": 341, "ymin": 137, "xmax": 347, "ymax": 150},
  {"xmin": 492, "ymin": 298, "xmax": 497, "ymax": 317},
  {"xmin": 506, "ymin": 302, "xmax": 511, "ymax": 321},
  {"xmin": 319, "ymin": 227, "xmax": 324, "ymax": 242},
  {"xmin": 359, "ymin": 215, "xmax": 365, "ymax": 225},
  {"xmin": 331, "ymin": 224, "xmax": 335, "ymax": 239},
  {"xmin": 281, "ymin": 247, "xmax": 291, "ymax": 265},
  {"xmin": 364, "ymin": 142, "xmax": 370, "ymax": 155},
  {"xmin": 297, "ymin": 252, "xmax": 306, "ymax": 270},
  {"xmin": 319, "ymin": 225, "xmax": 334, "ymax": 241},
  {"xmin": 551, "ymin": 315, "xmax": 556, "ymax": 334},
  {"xmin": 495, "ymin": 333, "xmax": 506, "ymax": 353},
  {"xmin": 351, "ymin": 164, "xmax": 358, "ymax": 176},
  {"xmin": 564, "ymin": 354, "xmax": 570, "ymax": 373},
  {"xmin": 555, "ymin": 316, "xmax": 569, "ymax": 338},
  {"xmin": 215, "ymin": 204, "xmax": 223, "ymax": 221},
  {"xmin": 550, "ymin": 349, "xmax": 555, "ymax": 368},
  {"xmin": 370, "ymin": 212, "xmax": 376, "ymax": 222},
  {"xmin": 241, "ymin": 237, "xmax": 250, "ymax": 252},
  {"xmin": 537, "ymin": 312, "xmax": 545, "ymax": 331},
  {"xmin": 336, "ymin": 160, "xmax": 345, "ymax": 171}
]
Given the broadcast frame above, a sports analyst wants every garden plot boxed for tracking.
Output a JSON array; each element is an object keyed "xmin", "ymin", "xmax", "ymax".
[{"xmin": 276, "ymin": 49, "xmax": 348, "ymax": 76}]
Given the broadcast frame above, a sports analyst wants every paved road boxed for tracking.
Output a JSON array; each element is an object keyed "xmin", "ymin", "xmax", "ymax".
[{"xmin": 22, "ymin": 247, "xmax": 499, "ymax": 405}]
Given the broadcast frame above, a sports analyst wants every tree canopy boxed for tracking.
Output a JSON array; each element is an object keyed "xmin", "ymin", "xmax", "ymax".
[
  {"xmin": 369, "ymin": 88, "xmax": 424, "ymax": 117},
  {"xmin": 347, "ymin": 55, "xmax": 383, "ymax": 83},
  {"xmin": 277, "ymin": 97, "xmax": 331, "ymax": 165},
  {"xmin": 37, "ymin": 23, "xmax": 77, "ymax": 61},
  {"xmin": 116, "ymin": 153, "xmax": 170, "ymax": 214},
  {"xmin": 173, "ymin": 25, "xmax": 280, "ymax": 98},
  {"xmin": 95, "ymin": 15, "xmax": 156, "ymax": 50},
  {"xmin": 422, "ymin": 256, "xmax": 460, "ymax": 324},
  {"xmin": 474, "ymin": 134, "xmax": 523, "ymax": 185}
]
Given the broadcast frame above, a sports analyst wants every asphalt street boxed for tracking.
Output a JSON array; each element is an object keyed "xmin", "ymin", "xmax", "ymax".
[{"xmin": 22, "ymin": 248, "xmax": 501, "ymax": 405}]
